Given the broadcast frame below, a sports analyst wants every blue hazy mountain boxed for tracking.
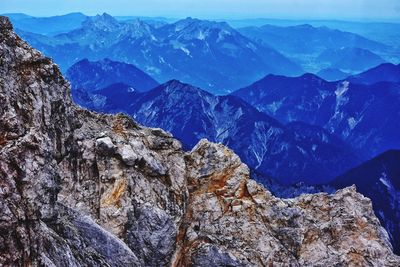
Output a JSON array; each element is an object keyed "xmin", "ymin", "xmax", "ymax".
[
  {"xmin": 6, "ymin": 12, "xmax": 88, "ymax": 35},
  {"xmin": 330, "ymin": 150, "xmax": 400, "ymax": 255},
  {"xmin": 238, "ymin": 24, "xmax": 390, "ymax": 73},
  {"xmin": 238, "ymin": 24, "xmax": 387, "ymax": 54},
  {"xmin": 233, "ymin": 73, "xmax": 337, "ymax": 124},
  {"xmin": 72, "ymin": 78, "xmax": 359, "ymax": 185},
  {"xmin": 231, "ymin": 19, "xmax": 400, "ymax": 48},
  {"xmin": 317, "ymin": 68, "xmax": 350, "ymax": 81},
  {"xmin": 73, "ymin": 83, "xmax": 140, "ymax": 111},
  {"xmin": 317, "ymin": 47, "xmax": 386, "ymax": 72},
  {"xmin": 66, "ymin": 58, "xmax": 159, "ymax": 92},
  {"xmin": 1, "ymin": 13, "xmax": 32, "ymax": 20},
  {"xmin": 55, "ymin": 13, "xmax": 126, "ymax": 48},
  {"xmin": 301, "ymin": 21, "xmax": 400, "ymax": 48},
  {"xmin": 348, "ymin": 63, "xmax": 400, "ymax": 85},
  {"xmin": 17, "ymin": 13, "xmax": 302, "ymax": 94},
  {"xmin": 233, "ymin": 73, "xmax": 400, "ymax": 159}
]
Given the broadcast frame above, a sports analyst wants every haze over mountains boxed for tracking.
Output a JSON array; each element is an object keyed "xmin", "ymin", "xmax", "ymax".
[
  {"xmin": 5, "ymin": 12, "xmax": 399, "ymax": 94},
  {"xmin": 3, "ymin": 12, "xmax": 88, "ymax": 35},
  {"xmin": 12, "ymin": 13, "xmax": 302, "ymax": 93},
  {"xmin": 238, "ymin": 23, "xmax": 391, "ymax": 73},
  {"xmin": 2, "ymin": 12, "xmax": 400, "ymax": 256}
]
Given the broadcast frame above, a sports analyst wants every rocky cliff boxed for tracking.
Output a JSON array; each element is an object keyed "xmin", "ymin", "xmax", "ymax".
[{"xmin": 0, "ymin": 16, "xmax": 399, "ymax": 266}]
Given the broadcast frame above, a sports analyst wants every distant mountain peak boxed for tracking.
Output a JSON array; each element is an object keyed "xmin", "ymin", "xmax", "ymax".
[
  {"xmin": 82, "ymin": 12, "xmax": 120, "ymax": 30},
  {"xmin": 296, "ymin": 24, "xmax": 314, "ymax": 29},
  {"xmin": 74, "ymin": 58, "xmax": 113, "ymax": 67},
  {"xmin": 317, "ymin": 68, "xmax": 350, "ymax": 82},
  {"xmin": 299, "ymin": 72, "xmax": 326, "ymax": 81},
  {"xmin": 347, "ymin": 62, "xmax": 400, "ymax": 85},
  {"xmin": 173, "ymin": 17, "xmax": 233, "ymax": 33},
  {"xmin": 122, "ymin": 19, "xmax": 155, "ymax": 39},
  {"xmin": 254, "ymin": 73, "xmax": 324, "ymax": 84},
  {"xmin": 317, "ymin": 47, "xmax": 386, "ymax": 72},
  {"xmin": 66, "ymin": 58, "xmax": 159, "ymax": 92},
  {"xmin": 161, "ymin": 79, "xmax": 210, "ymax": 95},
  {"xmin": 165, "ymin": 79, "xmax": 184, "ymax": 86},
  {"xmin": 260, "ymin": 73, "xmax": 286, "ymax": 80}
]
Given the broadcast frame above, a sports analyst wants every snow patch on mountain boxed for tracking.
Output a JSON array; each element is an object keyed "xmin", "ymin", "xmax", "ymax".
[
  {"xmin": 180, "ymin": 47, "xmax": 191, "ymax": 56},
  {"xmin": 217, "ymin": 29, "xmax": 232, "ymax": 42},
  {"xmin": 347, "ymin": 117, "xmax": 360, "ymax": 130},
  {"xmin": 335, "ymin": 81, "xmax": 349, "ymax": 98},
  {"xmin": 197, "ymin": 30, "xmax": 206, "ymax": 40},
  {"xmin": 380, "ymin": 173, "xmax": 394, "ymax": 191},
  {"xmin": 266, "ymin": 99, "xmax": 285, "ymax": 114}
]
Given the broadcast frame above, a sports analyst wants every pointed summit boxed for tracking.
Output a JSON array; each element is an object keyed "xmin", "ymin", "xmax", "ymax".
[
  {"xmin": 82, "ymin": 12, "xmax": 120, "ymax": 31},
  {"xmin": 299, "ymin": 72, "xmax": 327, "ymax": 81},
  {"xmin": 158, "ymin": 79, "xmax": 212, "ymax": 96}
]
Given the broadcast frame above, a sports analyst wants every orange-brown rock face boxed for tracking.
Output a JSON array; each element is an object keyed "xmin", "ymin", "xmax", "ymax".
[{"xmin": 173, "ymin": 140, "xmax": 399, "ymax": 266}]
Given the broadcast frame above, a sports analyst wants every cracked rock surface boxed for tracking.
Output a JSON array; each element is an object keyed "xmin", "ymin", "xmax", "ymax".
[{"xmin": 0, "ymin": 16, "xmax": 399, "ymax": 266}]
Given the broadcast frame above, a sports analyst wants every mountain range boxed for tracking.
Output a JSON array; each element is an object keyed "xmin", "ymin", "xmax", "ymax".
[
  {"xmin": 68, "ymin": 58, "xmax": 400, "ymax": 183},
  {"xmin": 11, "ymin": 13, "xmax": 400, "ymax": 94},
  {"xmin": 68, "ymin": 61, "xmax": 359, "ymax": 185},
  {"xmin": 233, "ymin": 64, "xmax": 400, "ymax": 159},
  {"xmin": 225, "ymin": 18, "xmax": 400, "ymax": 48},
  {"xmin": 238, "ymin": 23, "xmax": 391, "ymax": 73},
  {"xmin": 317, "ymin": 47, "xmax": 386, "ymax": 72},
  {"xmin": 15, "ymin": 13, "xmax": 303, "ymax": 94},
  {"xmin": 238, "ymin": 23, "xmax": 387, "ymax": 54}
]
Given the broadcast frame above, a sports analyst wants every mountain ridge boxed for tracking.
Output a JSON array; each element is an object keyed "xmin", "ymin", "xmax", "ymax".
[
  {"xmin": 70, "ymin": 74, "xmax": 360, "ymax": 185},
  {"xmin": 233, "ymin": 71, "xmax": 400, "ymax": 159},
  {"xmin": 348, "ymin": 62, "xmax": 400, "ymax": 85}
]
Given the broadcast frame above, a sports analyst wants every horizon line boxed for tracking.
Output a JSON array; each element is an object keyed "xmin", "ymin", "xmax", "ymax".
[{"xmin": 2, "ymin": 12, "xmax": 400, "ymax": 24}]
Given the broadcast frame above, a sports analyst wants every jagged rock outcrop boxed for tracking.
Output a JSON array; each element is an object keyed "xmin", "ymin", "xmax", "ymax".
[
  {"xmin": 174, "ymin": 140, "xmax": 399, "ymax": 266},
  {"xmin": 1, "ymin": 15, "xmax": 186, "ymax": 266},
  {"xmin": 1, "ymin": 16, "xmax": 399, "ymax": 266}
]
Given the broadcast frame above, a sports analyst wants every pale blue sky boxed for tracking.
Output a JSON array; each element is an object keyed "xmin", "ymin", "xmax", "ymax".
[{"xmin": 1, "ymin": 0, "xmax": 399, "ymax": 21}]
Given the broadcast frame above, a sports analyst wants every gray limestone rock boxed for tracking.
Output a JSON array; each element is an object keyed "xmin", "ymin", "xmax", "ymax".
[
  {"xmin": 96, "ymin": 136, "xmax": 117, "ymax": 155},
  {"xmin": 125, "ymin": 203, "xmax": 177, "ymax": 266}
]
